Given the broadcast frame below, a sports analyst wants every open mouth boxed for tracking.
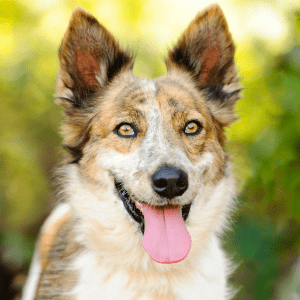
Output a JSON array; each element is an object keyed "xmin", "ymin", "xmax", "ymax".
[{"xmin": 115, "ymin": 180, "xmax": 192, "ymax": 234}]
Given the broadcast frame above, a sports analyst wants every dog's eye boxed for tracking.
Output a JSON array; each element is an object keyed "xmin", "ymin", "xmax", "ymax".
[
  {"xmin": 184, "ymin": 121, "xmax": 202, "ymax": 136},
  {"xmin": 115, "ymin": 123, "xmax": 137, "ymax": 138},
  {"xmin": 118, "ymin": 124, "xmax": 134, "ymax": 136}
]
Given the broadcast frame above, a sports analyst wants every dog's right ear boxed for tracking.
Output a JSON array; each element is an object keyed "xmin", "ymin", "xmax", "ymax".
[
  {"xmin": 55, "ymin": 7, "xmax": 133, "ymax": 163},
  {"xmin": 56, "ymin": 7, "xmax": 133, "ymax": 109}
]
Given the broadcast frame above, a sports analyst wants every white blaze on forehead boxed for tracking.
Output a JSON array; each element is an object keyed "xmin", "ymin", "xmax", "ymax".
[
  {"xmin": 139, "ymin": 79, "xmax": 156, "ymax": 100},
  {"xmin": 135, "ymin": 79, "xmax": 194, "ymax": 173},
  {"xmin": 138, "ymin": 79, "xmax": 169, "ymax": 155}
]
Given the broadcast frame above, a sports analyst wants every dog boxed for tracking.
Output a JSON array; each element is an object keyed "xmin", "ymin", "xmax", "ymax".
[{"xmin": 23, "ymin": 4, "xmax": 241, "ymax": 300}]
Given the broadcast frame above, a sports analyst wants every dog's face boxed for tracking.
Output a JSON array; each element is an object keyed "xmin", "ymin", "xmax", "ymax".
[{"xmin": 56, "ymin": 5, "xmax": 240, "ymax": 266}]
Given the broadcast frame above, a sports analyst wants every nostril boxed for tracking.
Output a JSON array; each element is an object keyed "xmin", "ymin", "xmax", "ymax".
[
  {"xmin": 177, "ymin": 178, "xmax": 186, "ymax": 188},
  {"xmin": 155, "ymin": 179, "xmax": 168, "ymax": 189}
]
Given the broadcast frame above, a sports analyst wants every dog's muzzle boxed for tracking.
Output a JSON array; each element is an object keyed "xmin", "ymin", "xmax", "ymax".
[{"xmin": 114, "ymin": 165, "xmax": 191, "ymax": 235}]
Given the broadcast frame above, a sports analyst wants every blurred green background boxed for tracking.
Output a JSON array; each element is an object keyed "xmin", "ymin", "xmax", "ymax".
[{"xmin": 1, "ymin": 0, "xmax": 300, "ymax": 299}]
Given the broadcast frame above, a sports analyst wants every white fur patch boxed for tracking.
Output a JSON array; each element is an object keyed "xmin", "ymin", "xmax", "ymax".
[
  {"xmin": 72, "ymin": 250, "xmax": 152, "ymax": 300},
  {"xmin": 22, "ymin": 248, "xmax": 41, "ymax": 300},
  {"xmin": 222, "ymin": 83, "xmax": 240, "ymax": 94},
  {"xmin": 40, "ymin": 203, "xmax": 70, "ymax": 233},
  {"xmin": 176, "ymin": 236, "xmax": 227, "ymax": 300}
]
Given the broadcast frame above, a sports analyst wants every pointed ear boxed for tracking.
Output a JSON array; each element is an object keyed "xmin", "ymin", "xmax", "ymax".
[
  {"xmin": 56, "ymin": 7, "xmax": 133, "ymax": 108},
  {"xmin": 166, "ymin": 4, "xmax": 241, "ymax": 126},
  {"xmin": 55, "ymin": 8, "xmax": 133, "ymax": 163}
]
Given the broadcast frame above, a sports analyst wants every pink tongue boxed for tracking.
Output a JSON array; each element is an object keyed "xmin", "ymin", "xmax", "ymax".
[{"xmin": 135, "ymin": 202, "xmax": 191, "ymax": 264}]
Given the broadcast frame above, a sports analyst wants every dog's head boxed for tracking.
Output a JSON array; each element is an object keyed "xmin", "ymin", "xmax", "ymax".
[{"xmin": 55, "ymin": 5, "xmax": 240, "ymax": 265}]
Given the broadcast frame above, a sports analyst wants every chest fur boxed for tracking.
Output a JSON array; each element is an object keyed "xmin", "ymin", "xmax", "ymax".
[{"xmin": 71, "ymin": 236, "xmax": 227, "ymax": 300}]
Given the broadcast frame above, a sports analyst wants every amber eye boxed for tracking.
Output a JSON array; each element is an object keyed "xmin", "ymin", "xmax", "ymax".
[
  {"xmin": 118, "ymin": 124, "xmax": 134, "ymax": 136},
  {"xmin": 115, "ymin": 123, "xmax": 137, "ymax": 138},
  {"xmin": 184, "ymin": 121, "xmax": 202, "ymax": 136}
]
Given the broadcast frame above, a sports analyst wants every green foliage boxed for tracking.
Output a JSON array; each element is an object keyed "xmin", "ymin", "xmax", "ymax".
[
  {"xmin": 0, "ymin": 0, "xmax": 61, "ymax": 268},
  {"xmin": 226, "ymin": 10, "xmax": 300, "ymax": 299}
]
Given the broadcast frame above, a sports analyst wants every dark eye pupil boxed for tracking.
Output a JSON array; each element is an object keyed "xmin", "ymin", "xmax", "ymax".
[
  {"xmin": 115, "ymin": 123, "xmax": 137, "ymax": 138},
  {"xmin": 119, "ymin": 124, "xmax": 134, "ymax": 136},
  {"xmin": 186, "ymin": 122, "xmax": 197, "ymax": 132},
  {"xmin": 184, "ymin": 121, "xmax": 201, "ymax": 135}
]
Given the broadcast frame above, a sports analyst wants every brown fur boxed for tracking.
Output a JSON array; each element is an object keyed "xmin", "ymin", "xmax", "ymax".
[
  {"xmin": 35, "ymin": 209, "xmax": 81, "ymax": 299},
  {"xmin": 24, "ymin": 5, "xmax": 241, "ymax": 300},
  {"xmin": 56, "ymin": 7, "xmax": 134, "ymax": 163}
]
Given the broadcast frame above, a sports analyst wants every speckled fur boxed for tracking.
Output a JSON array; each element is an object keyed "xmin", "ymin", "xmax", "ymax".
[{"xmin": 23, "ymin": 4, "xmax": 241, "ymax": 300}]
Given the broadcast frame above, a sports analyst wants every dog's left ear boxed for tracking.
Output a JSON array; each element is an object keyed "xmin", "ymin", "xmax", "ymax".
[{"xmin": 166, "ymin": 4, "xmax": 241, "ymax": 126}]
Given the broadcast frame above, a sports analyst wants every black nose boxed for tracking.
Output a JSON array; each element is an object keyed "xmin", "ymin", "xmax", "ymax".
[{"xmin": 151, "ymin": 166, "xmax": 188, "ymax": 199}]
